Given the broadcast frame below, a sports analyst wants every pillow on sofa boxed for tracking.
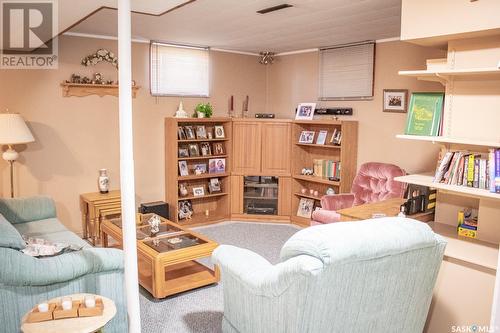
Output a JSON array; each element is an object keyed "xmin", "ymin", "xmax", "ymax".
[{"xmin": 0, "ymin": 213, "xmax": 26, "ymax": 250}]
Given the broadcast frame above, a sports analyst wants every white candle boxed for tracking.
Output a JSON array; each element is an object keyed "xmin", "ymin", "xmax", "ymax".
[
  {"xmin": 61, "ymin": 297, "xmax": 72, "ymax": 310},
  {"xmin": 37, "ymin": 302, "xmax": 49, "ymax": 313},
  {"xmin": 84, "ymin": 295, "xmax": 96, "ymax": 308}
]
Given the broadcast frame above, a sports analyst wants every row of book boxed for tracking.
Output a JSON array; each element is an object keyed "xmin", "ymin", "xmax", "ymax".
[
  {"xmin": 434, "ymin": 149, "xmax": 500, "ymax": 193},
  {"xmin": 313, "ymin": 159, "xmax": 341, "ymax": 180}
]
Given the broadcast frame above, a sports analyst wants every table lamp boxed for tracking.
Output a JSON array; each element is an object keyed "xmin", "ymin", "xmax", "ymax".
[{"xmin": 0, "ymin": 111, "xmax": 35, "ymax": 197}]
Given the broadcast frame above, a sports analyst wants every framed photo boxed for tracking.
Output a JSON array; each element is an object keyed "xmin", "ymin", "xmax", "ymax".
[
  {"xmin": 209, "ymin": 158, "xmax": 226, "ymax": 173},
  {"xmin": 178, "ymin": 200, "xmax": 193, "ymax": 220},
  {"xmin": 177, "ymin": 127, "xmax": 186, "ymax": 140},
  {"xmin": 178, "ymin": 160, "xmax": 189, "ymax": 176},
  {"xmin": 192, "ymin": 186, "xmax": 205, "ymax": 197},
  {"xmin": 184, "ymin": 126, "xmax": 196, "ymax": 139},
  {"xmin": 208, "ymin": 178, "xmax": 221, "ymax": 193},
  {"xmin": 295, "ymin": 103, "xmax": 316, "ymax": 120},
  {"xmin": 316, "ymin": 130, "xmax": 328, "ymax": 145},
  {"xmin": 297, "ymin": 198, "xmax": 314, "ymax": 218},
  {"xmin": 213, "ymin": 143, "xmax": 224, "ymax": 155},
  {"xmin": 196, "ymin": 126, "xmax": 207, "ymax": 139},
  {"xmin": 200, "ymin": 142, "xmax": 212, "ymax": 156},
  {"xmin": 214, "ymin": 125, "xmax": 225, "ymax": 139},
  {"xmin": 178, "ymin": 183, "xmax": 188, "ymax": 197},
  {"xmin": 178, "ymin": 147, "xmax": 189, "ymax": 158},
  {"xmin": 298, "ymin": 131, "xmax": 315, "ymax": 144},
  {"xmin": 193, "ymin": 163, "xmax": 207, "ymax": 175},
  {"xmin": 188, "ymin": 143, "xmax": 200, "ymax": 157},
  {"xmin": 383, "ymin": 89, "xmax": 408, "ymax": 113}
]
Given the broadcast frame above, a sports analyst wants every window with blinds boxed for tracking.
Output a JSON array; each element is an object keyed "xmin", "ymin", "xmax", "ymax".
[
  {"xmin": 319, "ymin": 42, "xmax": 375, "ymax": 100},
  {"xmin": 150, "ymin": 42, "xmax": 210, "ymax": 97}
]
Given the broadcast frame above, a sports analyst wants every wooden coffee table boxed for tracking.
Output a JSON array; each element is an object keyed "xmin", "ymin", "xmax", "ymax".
[
  {"xmin": 100, "ymin": 214, "xmax": 219, "ymax": 298},
  {"xmin": 337, "ymin": 198, "xmax": 434, "ymax": 222}
]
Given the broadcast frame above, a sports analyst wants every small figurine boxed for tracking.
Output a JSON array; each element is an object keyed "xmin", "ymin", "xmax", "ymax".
[
  {"xmin": 174, "ymin": 101, "xmax": 188, "ymax": 118},
  {"xmin": 326, "ymin": 188, "xmax": 335, "ymax": 195},
  {"xmin": 301, "ymin": 168, "xmax": 313, "ymax": 176},
  {"xmin": 147, "ymin": 214, "xmax": 161, "ymax": 235}
]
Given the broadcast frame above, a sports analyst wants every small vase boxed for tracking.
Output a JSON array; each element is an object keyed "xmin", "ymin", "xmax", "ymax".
[
  {"xmin": 197, "ymin": 111, "xmax": 205, "ymax": 118},
  {"xmin": 98, "ymin": 169, "xmax": 109, "ymax": 194}
]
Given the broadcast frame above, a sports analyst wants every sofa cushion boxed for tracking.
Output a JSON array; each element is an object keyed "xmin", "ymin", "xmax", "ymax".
[
  {"xmin": 15, "ymin": 218, "xmax": 90, "ymax": 249},
  {"xmin": 0, "ymin": 196, "xmax": 56, "ymax": 224},
  {"xmin": 280, "ymin": 217, "xmax": 444, "ymax": 265},
  {"xmin": 0, "ymin": 213, "xmax": 26, "ymax": 250}
]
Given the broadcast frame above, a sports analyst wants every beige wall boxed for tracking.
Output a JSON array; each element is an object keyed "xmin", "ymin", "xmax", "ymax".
[
  {"xmin": 267, "ymin": 41, "xmax": 446, "ymax": 173},
  {"xmin": 0, "ymin": 35, "xmax": 266, "ymax": 233},
  {"xmin": 0, "ymin": 36, "xmax": 445, "ymax": 234}
]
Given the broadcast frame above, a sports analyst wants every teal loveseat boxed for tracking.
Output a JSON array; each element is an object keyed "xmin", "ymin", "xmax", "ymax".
[{"xmin": 0, "ymin": 196, "xmax": 127, "ymax": 333}]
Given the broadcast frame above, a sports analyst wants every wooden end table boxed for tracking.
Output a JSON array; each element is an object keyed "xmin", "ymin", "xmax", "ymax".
[
  {"xmin": 101, "ymin": 214, "xmax": 220, "ymax": 299},
  {"xmin": 21, "ymin": 294, "xmax": 116, "ymax": 333},
  {"xmin": 337, "ymin": 197, "xmax": 435, "ymax": 222},
  {"xmin": 80, "ymin": 190, "xmax": 121, "ymax": 245}
]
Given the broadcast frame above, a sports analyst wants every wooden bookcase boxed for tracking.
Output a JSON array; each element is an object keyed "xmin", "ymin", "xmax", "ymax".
[
  {"xmin": 290, "ymin": 119, "xmax": 358, "ymax": 226},
  {"xmin": 165, "ymin": 117, "xmax": 232, "ymax": 226}
]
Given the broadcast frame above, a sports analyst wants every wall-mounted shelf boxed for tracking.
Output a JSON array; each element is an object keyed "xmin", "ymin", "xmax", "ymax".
[
  {"xmin": 60, "ymin": 83, "xmax": 140, "ymax": 98},
  {"xmin": 293, "ymin": 175, "xmax": 340, "ymax": 186},
  {"xmin": 398, "ymin": 67, "xmax": 500, "ymax": 85},
  {"xmin": 395, "ymin": 173, "xmax": 500, "ymax": 201},
  {"xmin": 396, "ymin": 134, "xmax": 500, "ymax": 148},
  {"xmin": 295, "ymin": 143, "xmax": 341, "ymax": 149}
]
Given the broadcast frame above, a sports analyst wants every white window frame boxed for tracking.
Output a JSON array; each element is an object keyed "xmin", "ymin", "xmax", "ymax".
[{"xmin": 150, "ymin": 41, "xmax": 210, "ymax": 97}]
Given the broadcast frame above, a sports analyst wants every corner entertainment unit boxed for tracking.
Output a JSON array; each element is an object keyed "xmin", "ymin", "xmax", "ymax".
[{"xmin": 165, "ymin": 117, "xmax": 232, "ymax": 226}]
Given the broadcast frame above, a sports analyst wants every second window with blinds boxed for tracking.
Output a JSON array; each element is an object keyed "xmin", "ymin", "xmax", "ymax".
[{"xmin": 150, "ymin": 42, "xmax": 210, "ymax": 97}]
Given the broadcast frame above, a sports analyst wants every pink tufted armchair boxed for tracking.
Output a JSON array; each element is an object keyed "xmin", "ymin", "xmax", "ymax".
[{"xmin": 311, "ymin": 162, "xmax": 406, "ymax": 225}]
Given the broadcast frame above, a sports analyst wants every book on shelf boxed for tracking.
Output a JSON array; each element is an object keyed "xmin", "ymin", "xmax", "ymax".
[
  {"xmin": 457, "ymin": 207, "xmax": 478, "ymax": 239},
  {"xmin": 404, "ymin": 92, "xmax": 444, "ymax": 136},
  {"xmin": 313, "ymin": 159, "xmax": 341, "ymax": 180},
  {"xmin": 433, "ymin": 149, "xmax": 500, "ymax": 193}
]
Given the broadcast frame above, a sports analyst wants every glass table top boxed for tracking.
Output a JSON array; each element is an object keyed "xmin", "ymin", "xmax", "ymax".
[
  {"xmin": 108, "ymin": 214, "xmax": 182, "ymax": 240},
  {"xmin": 143, "ymin": 234, "xmax": 207, "ymax": 253}
]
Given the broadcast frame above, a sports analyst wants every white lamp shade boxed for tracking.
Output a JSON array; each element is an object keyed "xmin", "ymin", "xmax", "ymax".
[{"xmin": 0, "ymin": 113, "xmax": 35, "ymax": 145}]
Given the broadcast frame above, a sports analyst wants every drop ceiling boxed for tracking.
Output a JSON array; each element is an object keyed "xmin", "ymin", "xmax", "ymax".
[{"xmin": 65, "ymin": 0, "xmax": 402, "ymax": 53}]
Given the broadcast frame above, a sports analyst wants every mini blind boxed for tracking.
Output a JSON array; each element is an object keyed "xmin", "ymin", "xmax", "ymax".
[
  {"xmin": 319, "ymin": 42, "xmax": 375, "ymax": 100},
  {"xmin": 150, "ymin": 42, "xmax": 209, "ymax": 97}
]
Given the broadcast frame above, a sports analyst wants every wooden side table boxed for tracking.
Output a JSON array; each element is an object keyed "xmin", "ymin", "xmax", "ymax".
[
  {"xmin": 80, "ymin": 190, "xmax": 121, "ymax": 245},
  {"xmin": 21, "ymin": 293, "xmax": 116, "ymax": 333},
  {"xmin": 337, "ymin": 198, "xmax": 435, "ymax": 222}
]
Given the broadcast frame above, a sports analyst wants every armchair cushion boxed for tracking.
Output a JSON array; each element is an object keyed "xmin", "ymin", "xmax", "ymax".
[
  {"xmin": 0, "ymin": 196, "xmax": 56, "ymax": 224},
  {"xmin": 311, "ymin": 209, "xmax": 341, "ymax": 224},
  {"xmin": 0, "ymin": 214, "xmax": 25, "ymax": 250},
  {"xmin": 320, "ymin": 193, "xmax": 355, "ymax": 211},
  {"xmin": 281, "ymin": 217, "xmax": 444, "ymax": 265}
]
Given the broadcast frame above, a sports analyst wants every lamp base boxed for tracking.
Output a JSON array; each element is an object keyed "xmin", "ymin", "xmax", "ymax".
[{"xmin": 2, "ymin": 146, "xmax": 19, "ymax": 162}]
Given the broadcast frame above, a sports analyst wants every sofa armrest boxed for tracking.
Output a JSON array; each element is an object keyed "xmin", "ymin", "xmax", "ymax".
[
  {"xmin": 212, "ymin": 245, "xmax": 323, "ymax": 297},
  {"xmin": 0, "ymin": 247, "xmax": 123, "ymax": 286},
  {"xmin": 320, "ymin": 193, "xmax": 355, "ymax": 211},
  {"xmin": 0, "ymin": 196, "xmax": 56, "ymax": 224}
]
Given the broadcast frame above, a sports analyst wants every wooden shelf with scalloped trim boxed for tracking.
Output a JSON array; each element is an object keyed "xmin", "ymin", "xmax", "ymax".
[{"xmin": 60, "ymin": 83, "xmax": 140, "ymax": 98}]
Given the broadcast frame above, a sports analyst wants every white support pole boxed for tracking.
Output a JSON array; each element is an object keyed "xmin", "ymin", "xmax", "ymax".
[{"xmin": 118, "ymin": 0, "xmax": 141, "ymax": 331}]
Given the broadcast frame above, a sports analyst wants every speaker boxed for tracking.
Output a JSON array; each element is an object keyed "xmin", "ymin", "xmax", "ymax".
[{"xmin": 139, "ymin": 201, "xmax": 169, "ymax": 220}]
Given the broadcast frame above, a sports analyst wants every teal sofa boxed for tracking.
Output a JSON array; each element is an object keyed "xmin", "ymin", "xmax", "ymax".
[
  {"xmin": 0, "ymin": 196, "xmax": 127, "ymax": 333},
  {"xmin": 213, "ymin": 217, "xmax": 446, "ymax": 333}
]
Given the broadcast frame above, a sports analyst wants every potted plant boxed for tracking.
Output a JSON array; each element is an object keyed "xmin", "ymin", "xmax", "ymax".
[{"xmin": 194, "ymin": 103, "xmax": 213, "ymax": 118}]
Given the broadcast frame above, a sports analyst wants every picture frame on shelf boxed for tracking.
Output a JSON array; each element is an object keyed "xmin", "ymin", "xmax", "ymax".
[
  {"xmin": 209, "ymin": 158, "xmax": 226, "ymax": 173},
  {"xmin": 316, "ymin": 130, "xmax": 328, "ymax": 145},
  {"xmin": 178, "ymin": 200, "xmax": 193, "ymax": 220},
  {"xmin": 214, "ymin": 125, "xmax": 225, "ymax": 139},
  {"xmin": 383, "ymin": 89, "xmax": 408, "ymax": 113},
  {"xmin": 213, "ymin": 143, "xmax": 224, "ymax": 155},
  {"xmin": 297, "ymin": 198, "xmax": 314, "ymax": 218},
  {"xmin": 178, "ymin": 183, "xmax": 188, "ymax": 197},
  {"xmin": 192, "ymin": 186, "xmax": 205, "ymax": 197},
  {"xmin": 299, "ymin": 131, "xmax": 315, "ymax": 144},
  {"xmin": 200, "ymin": 142, "xmax": 212, "ymax": 156},
  {"xmin": 295, "ymin": 103, "xmax": 316, "ymax": 120},
  {"xmin": 196, "ymin": 126, "xmax": 207, "ymax": 139},
  {"xmin": 208, "ymin": 178, "xmax": 221, "ymax": 193},
  {"xmin": 329, "ymin": 128, "xmax": 342, "ymax": 145},
  {"xmin": 193, "ymin": 163, "xmax": 207, "ymax": 175},
  {"xmin": 178, "ymin": 127, "xmax": 187, "ymax": 140},
  {"xmin": 188, "ymin": 143, "xmax": 200, "ymax": 157},
  {"xmin": 178, "ymin": 161, "xmax": 189, "ymax": 176},
  {"xmin": 178, "ymin": 147, "xmax": 189, "ymax": 158},
  {"xmin": 184, "ymin": 126, "xmax": 196, "ymax": 139}
]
